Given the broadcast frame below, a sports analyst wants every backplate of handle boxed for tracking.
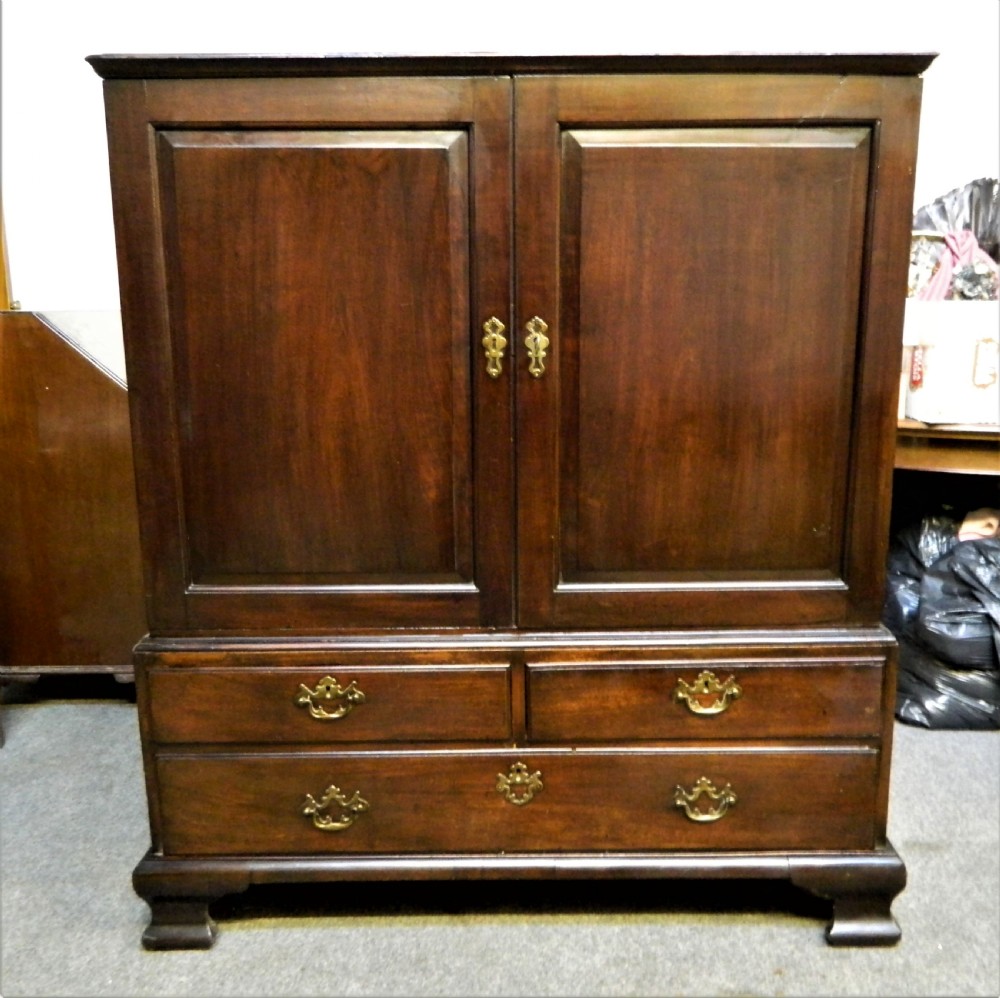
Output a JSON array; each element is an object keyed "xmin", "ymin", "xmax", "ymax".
[
  {"xmin": 524, "ymin": 316, "xmax": 550, "ymax": 377},
  {"xmin": 482, "ymin": 316, "xmax": 508, "ymax": 378}
]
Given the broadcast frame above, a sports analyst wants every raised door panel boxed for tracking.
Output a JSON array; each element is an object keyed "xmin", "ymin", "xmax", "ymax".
[
  {"xmin": 560, "ymin": 127, "xmax": 869, "ymax": 578},
  {"xmin": 515, "ymin": 74, "xmax": 922, "ymax": 629},
  {"xmin": 103, "ymin": 77, "xmax": 513, "ymax": 630},
  {"xmin": 161, "ymin": 130, "xmax": 472, "ymax": 583}
]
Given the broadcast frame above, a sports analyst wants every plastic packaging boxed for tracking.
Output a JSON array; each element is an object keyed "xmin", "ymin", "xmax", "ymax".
[
  {"xmin": 908, "ymin": 178, "xmax": 999, "ymax": 300},
  {"xmin": 884, "ymin": 514, "xmax": 1000, "ymax": 729},
  {"xmin": 895, "ymin": 635, "xmax": 1000, "ymax": 730},
  {"xmin": 916, "ymin": 538, "xmax": 1000, "ymax": 670},
  {"xmin": 913, "ymin": 177, "xmax": 999, "ymax": 263}
]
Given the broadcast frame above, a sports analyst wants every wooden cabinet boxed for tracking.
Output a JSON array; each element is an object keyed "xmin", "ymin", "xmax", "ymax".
[
  {"xmin": 0, "ymin": 311, "xmax": 145, "ymax": 744},
  {"xmin": 89, "ymin": 52, "xmax": 932, "ymax": 949}
]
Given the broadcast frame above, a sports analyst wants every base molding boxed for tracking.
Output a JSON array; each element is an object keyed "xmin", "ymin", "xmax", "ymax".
[{"xmin": 133, "ymin": 843, "xmax": 905, "ymax": 949}]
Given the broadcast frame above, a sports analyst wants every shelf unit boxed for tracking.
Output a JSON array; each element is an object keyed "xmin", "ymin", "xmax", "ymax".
[{"xmin": 895, "ymin": 420, "xmax": 1000, "ymax": 475}]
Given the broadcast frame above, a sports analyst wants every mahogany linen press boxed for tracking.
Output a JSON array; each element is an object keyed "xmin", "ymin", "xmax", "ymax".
[{"xmin": 87, "ymin": 51, "xmax": 934, "ymax": 948}]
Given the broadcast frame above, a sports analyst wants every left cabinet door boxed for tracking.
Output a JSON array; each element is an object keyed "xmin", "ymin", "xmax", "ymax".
[{"xmin": 103, "ymin": 76, "xmax": 513, "ymax": 631}]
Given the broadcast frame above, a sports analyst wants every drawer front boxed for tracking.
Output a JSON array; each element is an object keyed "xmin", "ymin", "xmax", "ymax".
[
  {"xmin": 526, "ymin": 658, "xmax": 885, "ymax": 741},
  {"xmin": 147, "ymin": 663, "xmax": 511, "ymax": 744},
  {"xmin": 155, "ymin": 747, "xmax": 878, "ymax": 856}
]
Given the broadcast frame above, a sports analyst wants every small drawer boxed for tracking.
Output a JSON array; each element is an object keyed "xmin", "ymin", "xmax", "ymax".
[
  {"xmin": 154, "ymin": 746, "xmax": 879, "ymax": 856},
  {"xmin": 146, "ymin": 662, "xmax": 511, "ymax": 744},
  {"xmin": 526, "ymin": 657, "xmax": 885, "ymax": 741}
]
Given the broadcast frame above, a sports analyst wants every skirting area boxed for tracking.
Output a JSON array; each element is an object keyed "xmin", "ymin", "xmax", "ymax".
[{"xmin": 1, "ymin": 679, "xmax": 997, "ymax": 998}]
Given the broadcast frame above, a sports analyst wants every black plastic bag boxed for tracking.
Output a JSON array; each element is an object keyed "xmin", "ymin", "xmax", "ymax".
[
  {"xmin": 916, "ymin": 538, "xmax": 1000, "ymax": 670},
  {"xmin": 885, "ymin": 518, "xmax": 1000, "ymax": 729},
  {"xmin": 892, "ymin": 515, "xmax": 960, "ymax": 578},
  {"xmin": 883, "ymin": 516, "xmax": 959, "ymax": 640},
  {"xmin": 895, "ymin": 635, "xmax": 1000, "ymax": 730}
]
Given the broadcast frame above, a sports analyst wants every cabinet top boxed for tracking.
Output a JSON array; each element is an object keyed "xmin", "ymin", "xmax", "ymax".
[{"xmin": 86, "ymin": 51, "xmax": 937, "ymax": 80}]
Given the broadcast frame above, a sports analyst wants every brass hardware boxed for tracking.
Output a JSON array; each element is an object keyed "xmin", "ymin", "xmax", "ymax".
[
  {"xmin": 294, "ymin": 676, "xmax": 366, "ymax": 720},
  {"xmin": 524, "ymin": 316, "xmax": 550, "ymax": 378},
  {"xmin": 496, "ymin": 761, "xmax": 544, "ymax": 806},
  {"xmin": 302, "ymin": 784, "xmax": 370, "ymax": 831},
  {"xmin": 673, "ymin": 670, "xmax": 742, "ymax": 715},
  {"xmin": 673, "ymin": 777, "xmax": 737, "ymax": 823},
  {"xmin": 482, "ymin": 316, "xmax": 508, "ymax": 378}
]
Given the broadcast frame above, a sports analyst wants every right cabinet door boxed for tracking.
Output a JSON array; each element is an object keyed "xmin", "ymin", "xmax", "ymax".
[{"xmin": 514, "ymin": 73, "xmax": 922, "ymax": 630}]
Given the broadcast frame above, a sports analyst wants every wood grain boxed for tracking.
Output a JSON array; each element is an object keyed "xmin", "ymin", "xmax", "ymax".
[
  {"xmin": 0, "ymin": 312, "xmax": 145, "ymax": 670},
  {"xmin": 155, "ymin": 746, "xmax": 879, "ymax": 855}
]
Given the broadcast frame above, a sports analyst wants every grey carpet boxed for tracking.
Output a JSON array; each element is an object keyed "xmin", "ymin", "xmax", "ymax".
[{"xmin": 0, "ymin": 681, "xmax": 997, "ymax": 998}]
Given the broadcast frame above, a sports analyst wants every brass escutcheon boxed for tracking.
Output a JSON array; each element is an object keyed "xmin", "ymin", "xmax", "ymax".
[
  {"xmin": 524, "ymin": 316, "xmax": 550, "ymax": 378},
  {"xmin": 302, "ymin": 784, "xmax": 370, "ymax": 831},
  {"xmin": 673, "ymin": 670, "xmax": 742, "ymax": 715},
  {"xmin": 482, "ymin": 316, "xmax": 508, "ymax": 378},
  {"xmin": 295, "ymin": 676, "xmax": 366, "ymax": 720},
  {"xmin": 673, "ymin": 777, "xmax": 737, "ymax": 823},
  {"xmin": 496, "ymin": 761, "xmax": 544, "ymax": 806}
]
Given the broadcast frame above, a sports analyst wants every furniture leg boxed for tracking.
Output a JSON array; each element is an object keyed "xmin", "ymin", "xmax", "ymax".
[
  {"xmin": 133, "ymin": 852, "xmax": 250, "ymax": 950},
  {"xmin": 790, "ymin": 844, "xmax": 906, "ymax": 946}
]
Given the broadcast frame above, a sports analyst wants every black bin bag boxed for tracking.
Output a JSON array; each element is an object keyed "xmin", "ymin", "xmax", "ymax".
[
  {"xmin": 884, "ymin": 518, "xmax": 1000, "ymax": 729},
  {"xmin": 917, "ymin": 538, "xmax": 1000, "ymax": 669}
]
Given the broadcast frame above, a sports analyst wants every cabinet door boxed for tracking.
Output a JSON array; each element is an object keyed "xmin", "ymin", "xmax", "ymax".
[
  {"xmin": 105, "ymin": 77, "xmax": 513, "ymax": 631},
  {"xmin": 514, "ymin": 74, "xmax": 922, "ymax": 628}
]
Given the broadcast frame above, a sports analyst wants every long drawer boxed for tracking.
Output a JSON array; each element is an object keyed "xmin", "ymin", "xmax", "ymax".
[
  {"xmin": 146, "ymin": 662, "xmax": 511, "ymax": 744},
  {"xmin": 154, "ymin": 747, "xmax": 879, "ymax": 855},
  {"xmin": 526, "ymin": 657, "xmax": 885, "ymax": 741}
]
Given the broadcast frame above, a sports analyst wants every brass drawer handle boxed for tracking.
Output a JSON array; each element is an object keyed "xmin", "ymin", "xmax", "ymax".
[
  {"xmin": 673, "ymin": 670, "xmax": 742, "ymax": 715},
  {"xmin": 294, "ymin": 676, "xmax": 366, "ymax": 720},
  {"xmin": 482, "ymin": 316, "xmax": 508, "ymax": 378},
  {"xmin": 673, "ymin": 777, "xmax": 737, "ymax": 823},
  {"xmin": 524, "ymin": 316, "xmax": 550, "ymax": 378},
  {"xmin": 496, "ymin": 761, "xmax": 544, "ymax": 806},
  {"xmin": 302, "ymin": 784, "xmax": 369, "ymax": 831}
]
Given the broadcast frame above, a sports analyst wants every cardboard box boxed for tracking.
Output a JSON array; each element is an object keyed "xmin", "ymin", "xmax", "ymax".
[{"xmin": 902, "ymin": 300, "xmax": 1000, "ymax": 425}]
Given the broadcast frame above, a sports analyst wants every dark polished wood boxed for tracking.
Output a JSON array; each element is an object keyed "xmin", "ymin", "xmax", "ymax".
[
  {"xmin": 131, "ymin": 845, "xmax": 906, "ymax": 949},
  {"xmin": 514, "ymin": 72, "xmax": 923, "ymax": 629},
  {"xmin": 101, "ymin": 73, "xmax": 512, "ymax": 632},
  {"xmin": 87, "ymin": 52, "xmax": 937, "ymax": 79},
  {"xmin": 146, "ymin": 657, "xmax": 513, "ymax": 744},
  {"xmin": 790, "ymin": 845, "xmax": 907, "ymax": 946},
  {"xmin": 132, "ymin": 854, "xmax": 250, "ymax": 950},
  {"xmin": 0, "ymin": 312, "xmax": 145, "ymax": 742},
  {"xmin": 140, "ymin": 898, "xmax": 218, "ymax": 950},
  {"xmin": 160, "ymin": 129, "xmax": 476, "ymax": 585},
  {"xmin": 92, "ymin": 53, "xmax": 930, "ymax": 948},
  {"xmin": 526, "ymin": 655, "xmax": 886, "ymax": 741},
  {"xmin": 155, "ymin": 747, "xmax": 878, "ymax": 856}
]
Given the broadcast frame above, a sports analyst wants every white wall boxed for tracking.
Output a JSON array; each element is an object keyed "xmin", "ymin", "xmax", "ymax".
[{"xmin": 3, "ymin": 0, "xmax": 998, "ymax": 321}]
